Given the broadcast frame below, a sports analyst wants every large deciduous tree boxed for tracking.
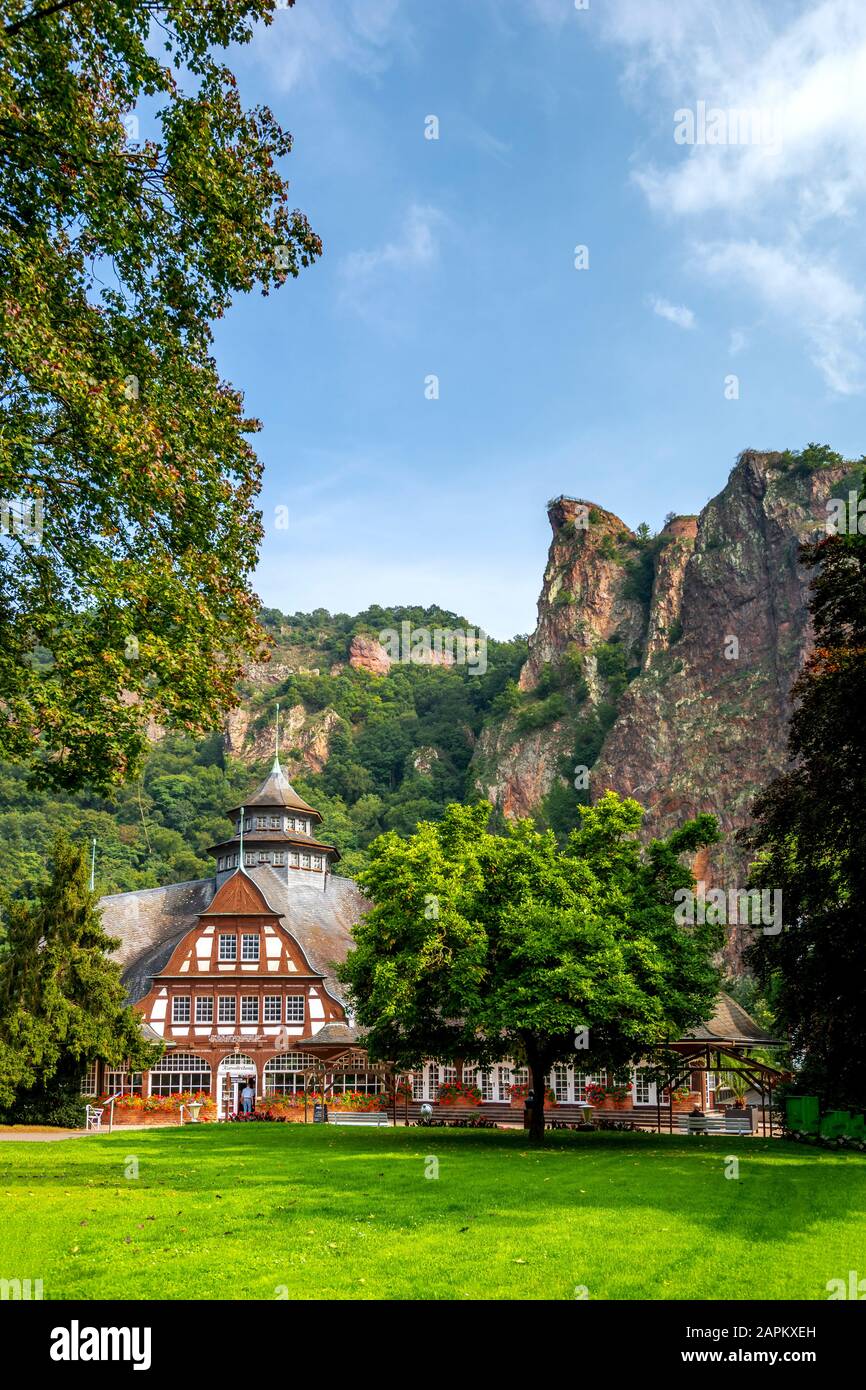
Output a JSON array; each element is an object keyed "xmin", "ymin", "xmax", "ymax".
[
  {"xmin": 744, "ymin": 482, "xmax": 866, "ymax": 1108},
  {"xmin": 0, "ymin": 0, "xmax": 320, "ymax": 790},
  {"xmin": 340, "ymin": 792, "xmax": 722, "ymax": 1141},
  {"xmin": 0, "ymin": 835, "xmax": 158, "ymax": 1114}
]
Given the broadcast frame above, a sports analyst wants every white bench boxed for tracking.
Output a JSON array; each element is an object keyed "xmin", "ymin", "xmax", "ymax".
[
  {"xmin": 84, "ymin": 1105, "xmax": 104, "ymax": 1131},
  {"xmin": 328, "ymin": 1112, "xmax": 390, "ymax": 1127}
]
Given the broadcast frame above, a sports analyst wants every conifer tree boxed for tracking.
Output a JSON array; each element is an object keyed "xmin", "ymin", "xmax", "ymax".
[{"xmin": 0, "ymin": 837, "xmax": 158, "ymax": 1112}]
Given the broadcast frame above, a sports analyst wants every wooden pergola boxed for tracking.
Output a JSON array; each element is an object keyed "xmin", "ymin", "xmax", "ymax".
[
  {"xmin": 645, "ymin": 1043, "xmax": 790, "ymax": 1136},
  {"xmin": 285, "ymin": 1048, "xmax": 395, "ymax": 1124}
]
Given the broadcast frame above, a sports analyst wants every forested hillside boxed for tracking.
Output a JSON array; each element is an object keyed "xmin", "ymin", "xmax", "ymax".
[{"xmin": 0, "ymin": 606, "xmax": 526, "ymax": 900}]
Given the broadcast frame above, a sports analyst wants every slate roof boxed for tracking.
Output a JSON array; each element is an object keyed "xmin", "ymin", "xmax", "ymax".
[
  {"xmin": 99, "ymin": 865, "xmax": 369, "ymax": 1010},
  {"xmin": 681, "ymin": 992, "xmax": 781, "ymax": 1046},
  {"xmin": 230, "ymin": 757, "xmax": 320, "ymax": 818}
]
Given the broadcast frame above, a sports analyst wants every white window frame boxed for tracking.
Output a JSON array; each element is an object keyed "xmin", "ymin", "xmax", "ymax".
[
  {"xmin": 263, "ymin": 996, "xmax": 282, "ymax": 1024},
  {"xmin": 105, "ymin": 1069, "xmax": 143, "ymax": 1096},
  {"xmin": 241, "ymin": 933, "xmax": 260, "ymax": 962},
  {"xmin": 195, "ymin": 997, "xmax": 213, "ymax": 1025},
  {"xmin": 172, "ymin": 996, "xmax": 191, "ymax": 1024},
  {"xmin": 285, "ymin": 996, "xmax": 305, "ymax": 1024},
  {"xmin": 217, "ymin": 996, "xmax": 236, "ymax": 1025},
  {"xmin": 218, "ymin": 934, "xmax": 237, "ymax": 962},
  {"xmin": 149, "ymin": 1053, "xmax": 211, "ymax": 1097},
  {"xmin": 80, "ymin": 1061, "xmax": 99, "ymax": 1096},
  {"xmin": 240, "ymin": 995, "xmax": 259, "ymax": 1024}
]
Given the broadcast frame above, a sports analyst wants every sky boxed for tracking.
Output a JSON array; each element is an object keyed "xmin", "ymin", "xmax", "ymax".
[{"xmin": 199, "ymin": 0, "xmax": 866, "ymax": 638}]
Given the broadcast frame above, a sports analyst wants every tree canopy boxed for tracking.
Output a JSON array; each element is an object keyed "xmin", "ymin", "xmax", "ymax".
[
  {"xmin": 0, "ymin": 0, "xmax": 318, "ymax": 790},
  {"xmin": 340, "ymin": 791, "xmax": 722, "ymax": 1140}
]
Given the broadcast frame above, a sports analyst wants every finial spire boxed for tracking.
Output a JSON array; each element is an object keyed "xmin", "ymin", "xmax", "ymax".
[{"xmin": 275, "ymin": 701, "xmax": 280, "ymax": 765}]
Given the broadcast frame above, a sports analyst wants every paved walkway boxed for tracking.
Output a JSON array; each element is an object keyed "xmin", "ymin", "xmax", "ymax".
[{"xmin": 0, "ymin": 1127, "xmax": 90, "ymax": 1141}]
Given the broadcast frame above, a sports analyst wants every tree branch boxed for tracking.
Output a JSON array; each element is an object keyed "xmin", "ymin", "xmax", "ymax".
[{"xmin": 5, "ymin": 0, "xmax": 85, "ymax": 37}]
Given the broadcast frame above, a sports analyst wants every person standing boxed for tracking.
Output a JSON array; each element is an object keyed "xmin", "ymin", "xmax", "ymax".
[{"xmin": 241, "ymin": 1081, "xmax": 255, "ymax": 1115}]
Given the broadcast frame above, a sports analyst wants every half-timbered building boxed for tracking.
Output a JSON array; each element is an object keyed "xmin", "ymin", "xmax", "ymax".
[{"xmin": 92, "ymin": 756, "xmax": 783, "ymax": 1123}]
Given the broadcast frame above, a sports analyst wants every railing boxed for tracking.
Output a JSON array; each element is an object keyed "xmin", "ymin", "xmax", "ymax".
[{"xmin": 104, "ymin": 1091, "xmax": 124, "ymax": 1135}]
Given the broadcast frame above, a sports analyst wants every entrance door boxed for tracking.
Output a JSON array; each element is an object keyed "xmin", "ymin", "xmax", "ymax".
[
  {"xmin": 216, "ymin": 1054, "xmax": 257, "ymax": 1119},
  {"xmin": 220, "ymin": 1073, "xmax": 240, "ymax": 1120}
]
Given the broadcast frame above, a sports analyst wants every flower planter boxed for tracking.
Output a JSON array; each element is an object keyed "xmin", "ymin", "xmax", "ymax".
[{"xmin": 108, "ymin": 1110, "xmax": 205, "ymax": 1127}]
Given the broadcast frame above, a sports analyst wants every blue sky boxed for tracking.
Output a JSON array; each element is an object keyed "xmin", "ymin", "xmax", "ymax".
[{"xmin": 204, "ymin": 0, "xmax": 866, "ymax": 637}]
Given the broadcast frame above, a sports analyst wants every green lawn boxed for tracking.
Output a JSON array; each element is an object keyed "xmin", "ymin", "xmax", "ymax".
[{"xmin": 1, "ymin": 1125, "xmax": 864, "ymax": 1300}]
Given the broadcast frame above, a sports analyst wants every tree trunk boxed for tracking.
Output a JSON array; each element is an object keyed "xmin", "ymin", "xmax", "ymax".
[{"xmin": 527, "ymin": 1049, "xmax": 550, "ymax": 1144}]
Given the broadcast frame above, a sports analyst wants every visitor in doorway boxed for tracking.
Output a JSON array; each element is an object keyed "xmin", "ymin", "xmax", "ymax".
[{"xmin": 241, "ymin": 1081, "xmax": 255, "ymax": 1115}]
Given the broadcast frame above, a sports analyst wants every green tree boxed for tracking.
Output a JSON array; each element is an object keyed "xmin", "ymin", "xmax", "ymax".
[
  {"xmin": 0, "ymin": 836, "xmax": 158, "ymax": 1111},
  {"xmin": 744, "ymin": 480, "xmax": 866, "ymax": 1107},
  {"xmin": 340, "ymin": 792, "xmax": 721, "ymax": 1141},
  {"xmin": 0, "ymin": 0, "xmax": 319, "ymax": 791}
]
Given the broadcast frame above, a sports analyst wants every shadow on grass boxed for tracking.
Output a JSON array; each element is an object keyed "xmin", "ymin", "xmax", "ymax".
[{"xmin": 4, "ymin": 1124, "xmax": 864, "ymax": 1254}]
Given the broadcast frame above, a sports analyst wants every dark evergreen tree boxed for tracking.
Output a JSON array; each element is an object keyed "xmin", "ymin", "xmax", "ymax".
[
  {"xmin": 745, "ymin": 481, "xmax": 866, "ymax": 1107},
  {"xmin": 0, "ymin": 837, "xmax": 158, "ymax": 1114}
]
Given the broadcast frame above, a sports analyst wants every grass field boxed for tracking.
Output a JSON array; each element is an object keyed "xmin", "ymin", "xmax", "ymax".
[{"xmin": 1, "ymin": 1125, "xmax": 864, "ymax": 1300}]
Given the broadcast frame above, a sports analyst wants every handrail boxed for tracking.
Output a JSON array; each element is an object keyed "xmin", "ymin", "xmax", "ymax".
[{"xmin": 104, "ymin": 1090, "xmax": 124, "ymax": 1135}]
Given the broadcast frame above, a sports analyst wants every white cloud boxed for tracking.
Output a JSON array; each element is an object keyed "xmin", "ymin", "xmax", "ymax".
[
  {"xmin": 694, "ymin": 239, "xmax": 866, "ymax": 394},
  {"xmin": 729, "ymin": 328, "xmax": 747, "ymax": 356},
  {"xmin": 649, "ymin": 295, "xmax": 695, "ymax": 330},
  {"xmin": 598, "ymin": 0, "xmax": 866, "ymax": 391},
  {"xmin": 337, "ymin": 203, "xmax": 446, "ymax": 320},
  {"xmin": 252, "ymin": 0, "xmax": 409, "ymax": 92}
]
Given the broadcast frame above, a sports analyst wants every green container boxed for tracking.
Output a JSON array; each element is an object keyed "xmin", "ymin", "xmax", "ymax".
[
  {"xmin": 786, "ymin": 1096, "xmax": 820, "ymax": 1133},
  {"xmin": 819, "ymin": 1110, "xmax": 850, "ymax": 1139}
]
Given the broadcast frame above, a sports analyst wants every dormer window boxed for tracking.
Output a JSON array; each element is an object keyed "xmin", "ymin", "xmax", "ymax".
[
  {"xmin": 255, "ymin": 816, "xmax": 267, "ymax": 830},
  {"xmin": 268, "ymin": 816, "xmax": 280, "ymax": 829}
]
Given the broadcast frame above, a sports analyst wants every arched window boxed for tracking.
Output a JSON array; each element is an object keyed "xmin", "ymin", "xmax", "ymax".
[
  {"xmin": 149, "ymin": 1053, "xmax": 211, "ymax": 1096},
  {"xmin": 263, "ymin": 1053, "xmax": 319, "ymax": 1095}
]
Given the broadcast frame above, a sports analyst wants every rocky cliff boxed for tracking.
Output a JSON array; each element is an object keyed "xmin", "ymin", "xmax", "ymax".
[{"xmin": 471, "ymin": 448, "xmax": 859, "ymax": 956}]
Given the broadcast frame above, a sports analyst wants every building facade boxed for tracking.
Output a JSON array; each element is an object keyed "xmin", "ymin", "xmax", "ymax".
[{"xmin": 91, "ymin": 758, "xmax": 777, "ymax": 1119}]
